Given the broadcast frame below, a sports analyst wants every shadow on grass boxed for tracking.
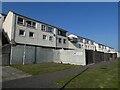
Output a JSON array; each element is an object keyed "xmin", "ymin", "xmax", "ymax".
[{"xmin": 60, "ymin": 67, "xmax": 89, "ymax": 90}]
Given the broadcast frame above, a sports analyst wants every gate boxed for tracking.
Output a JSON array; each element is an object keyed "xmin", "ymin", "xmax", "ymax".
[{"xmin": 85, "ymin": 50, "xmax": 94, "ymax": 65}]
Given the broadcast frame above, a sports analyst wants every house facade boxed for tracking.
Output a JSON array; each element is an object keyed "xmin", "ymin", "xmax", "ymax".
[
  {"xmin": 94, "ymin": 42, "xmax": 116, "ymax": 53},
  {"xmin": 2, "ymin": 11, "xmax": 68, "ymax": 49},
  {"xmin": 68, "ymin": 34, "xmax": 96, "ymax": 51}
]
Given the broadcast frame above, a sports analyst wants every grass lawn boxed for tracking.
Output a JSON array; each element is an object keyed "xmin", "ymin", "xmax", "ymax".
[
  {"xmin": 10, "ymin": 62, "xmax": 80, "ymax": 75},
  {"xmin": 57, "ymin": 60, "xmax": 119, "ymax": 88}
]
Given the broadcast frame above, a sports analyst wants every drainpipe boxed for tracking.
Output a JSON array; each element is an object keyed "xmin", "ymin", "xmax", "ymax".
[
  {"xmin": 34, "ymin": 46, "xmax": 36, "ymax": 64},
  {"xmin": 55, "ymin": 29, "xmax": 58, "ymax": 49},
  {"xmin": 56, "ymin": 35, "xmax": 57, "ymax": 49},
  {"xmin": 23, "ymin": 44, "xmax": 26, "ymax": 65}
]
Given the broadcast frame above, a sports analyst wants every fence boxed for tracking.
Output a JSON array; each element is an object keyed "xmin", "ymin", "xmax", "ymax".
[
  {"xmin": 1, "ymin": 44, "xmax": 11, "ymax": 65},
  {"xmin": 85, "ymin": 50, "xmax": 117, "ymax": 65}
]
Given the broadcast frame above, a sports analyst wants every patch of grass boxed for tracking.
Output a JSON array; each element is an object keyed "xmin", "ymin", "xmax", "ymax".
[
  {"xmin": 57, "ymin": 61, "xmax": 119, "ymax": 88},
  {"xmin": 10, "ymin": 62, "xmax": 80, "ymax": 75}
]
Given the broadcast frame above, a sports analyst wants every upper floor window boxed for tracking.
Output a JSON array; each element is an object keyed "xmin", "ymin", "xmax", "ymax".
[
  {"xmin": 43, "ymin": 35, "xmax": 47, "ymax": 40},
  {"xmin": 63, "ymin": 39, "xmax": 66, "ymax": 44},
  {"xmin": 58, "ymin": 30, "xmax": 67, "ymax": 37},
  {"xmin": 29, "ymin": 32, "xmax": 34, "ymax": 38},
  {"xmin": 49, "ymin": 36, "xmax": 53, "ymax": 41},
  {"xmin": 91, "ymin": 41, "xmax": 94, "ymax": 45},
  {"xmin": 19, "ymin": 30, "xmax": 25, "ymax": 36},
  {"xmin": 59, "ymin": 38, "xmax": 62, "ymax": 43},
  {"xmin": 41, "ymin": 24, "xmax": 46, "ymax": 31},
  {"xmin": 86, "ymin": 40, "xmax": 89, "ymax": 44},
  {"xmin": 17, "ymin": 17, "xmax": 24, "ymax": 25},
  {"xmin": 26, "ymin": 20, "xmax": 36, "ymax": 28},
  {"xmin": 48, "ymin": 26, "xmax": 53, "ymax": 33},
  {"xmin": 79, "ymin": 38, "xmax": 83, "ymax": 43}
]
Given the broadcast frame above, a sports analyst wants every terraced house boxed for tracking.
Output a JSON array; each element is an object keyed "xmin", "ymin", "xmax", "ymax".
[
  {"xmin": 1, "ymin": 11, "xmax": 117, "ymax": 65},
  {"xmin": 68, "ymin": 34, "xmax": 96, "ymax": 51},
  {"xmin": 2, "ymin": 11, "xmax": 68, "ymax": 49}
]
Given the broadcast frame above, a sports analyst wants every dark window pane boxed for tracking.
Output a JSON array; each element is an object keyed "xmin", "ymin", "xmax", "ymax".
[
  {"xmin": 49, "ymin": 36, "xmax": 53, "ymax": 41},
  {"xmin": 43, "ymin": 35, "xmax": 47, "ymax": 40},
  {"xmin": 19, "ymin": 30, "xmax": 25, "ymax": 36},
  {"xmin": 48, "ymin": 27, "xmax": 53, "ymax": 33},
  {"xmin": 41, "ymin": 25, "xmax": 46, "ymax": 31},
  {"xmin": 18, "ymin": 17, "xmax": 24, "ymax": 24},
  {"xmin": 59, "ymin": 38, "xmax": 62, "ymax": 43},
  {"xmin": 29, "ymin": 32, "xmax": 34, "ymax": 37},
  {"xmin": 63, "ymin": 39, "xmax": 66, "ymax": 44}
]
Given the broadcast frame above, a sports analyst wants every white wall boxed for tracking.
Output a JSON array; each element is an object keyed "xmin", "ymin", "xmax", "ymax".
[
  {"xmin": 2, "ymin": 11, "xmax": 15, "ymax": 41},
  {"xmin": 60, "ymin": 49, "xmax": 86, "ymax": 65},
  {"xmin": 117, "ymin": 52, "xmax": 120, "ymax": 58}
]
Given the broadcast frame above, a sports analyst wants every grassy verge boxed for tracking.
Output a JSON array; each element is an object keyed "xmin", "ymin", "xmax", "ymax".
[
  {"xmin": 10, "ymin": 62, "xmax": 80, "ymax": 75},
  {"xmin": 57, "ymin": 60, "xmax": 119, "ymax": 88}
]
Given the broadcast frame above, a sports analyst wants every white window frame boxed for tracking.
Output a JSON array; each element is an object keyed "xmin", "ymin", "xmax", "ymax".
[
  {"xmin": 41, "ymin": 24, "xmax": 46, "ymax": 31},
  {"xmin": 48, "ymin": 26, "xmax": 53, "ymax": 33},
  {"xmin": 43, "ymin": 35, "xmax": 47, "ymax": 40}
]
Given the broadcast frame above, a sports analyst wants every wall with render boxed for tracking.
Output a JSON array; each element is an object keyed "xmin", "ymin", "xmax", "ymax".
[{"xmin": 10, "ymin": 45, "xmax": 86, "ymax": 65}]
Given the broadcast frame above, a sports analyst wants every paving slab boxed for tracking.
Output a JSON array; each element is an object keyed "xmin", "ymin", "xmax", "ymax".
[{"xmin": 2, "ymin": 66, "xmax": 31, "ymax": 82}]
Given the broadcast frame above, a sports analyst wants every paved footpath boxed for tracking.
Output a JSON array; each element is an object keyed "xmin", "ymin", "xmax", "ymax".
[
  {"xmin": 2, "ymin": 59, "xmax": 117, "ymax": 88},
  {"xmin": 2, "ymin": 66, "xmax": 31, "ymax": 82}
]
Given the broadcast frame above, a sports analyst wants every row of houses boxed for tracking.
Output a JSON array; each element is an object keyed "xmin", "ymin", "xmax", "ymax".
[{"xmin": 0, "ymin": 11, "xmax": 117, "ymax": 65}]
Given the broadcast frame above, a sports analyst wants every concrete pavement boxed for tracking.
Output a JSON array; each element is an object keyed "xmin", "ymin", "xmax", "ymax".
[{"xmin": 2, "ymin": 66, "xmax": 31, "ymax": 82}]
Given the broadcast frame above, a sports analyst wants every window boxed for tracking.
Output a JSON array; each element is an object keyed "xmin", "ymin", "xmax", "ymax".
[
  {"xmin": 49, "ymin": 36, "xmax": 53, "ymax": 41},
  {"xmin": 86, "ymin": 40, "xmax": 89, "ymax": 44},
  {"xmin": 26, "ymin": 20, "xmax": 36, "ymax": 28},
  {"xmin": 19, "ymin": 30, "xmax": 25, "ymax": 36},
  {"xmin": 59, "ymin": 38, "xmax": 62, "ymax": 43},
  {"xmin": 63, "ymin": 39, "xmax": 66, "ymax": 44},
  {"xmin": 80, "ymin": 38, "xmax": 83, "ymax": 43},
  {"xmin": 32, "ymin": 22, "xmax": 36, "ymax": 28},
  {"xmin": 17, "ymin": 17, "xmax": 24, "ymax": 25},
  {"xmin": 79, "ymin": 44, "xmax": 81, "ymax": 48},
  {"xmin": 76, "ymin": 44, "xmax": 81, "ymax": 48},
  {"xmin": 48, "ymin": 26, "xmax": 53, "ymax": 33},
  {"xmin": 58, "ymin": 30, "xmax": 66, "ymax": 37},
  {"xmin": 43, "ymin": 35, "xmax": 47, "ymax": 40},
  {"xmin": 26, "ymin": 20, "xmax": 31, "ymax": 27},
  {"xmin": 29, "ymin": 32, "xmax": 34, "ymax": 38},
  {"xmin": 41, "ymin": 24, "xmax": 46, "ymax": 31},
  {"xmin": 91, "ymin": 41, "xmax": 94, "ymax": 45}
]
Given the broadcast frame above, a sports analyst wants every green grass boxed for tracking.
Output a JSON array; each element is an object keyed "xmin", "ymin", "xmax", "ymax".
[
  {"xmin": 57, "ymin": 60, "xmax": 119, "ymax": 88},
  {"xmin": 10, "ymin": 62, "xmax": 80, "ymax": 75}
]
